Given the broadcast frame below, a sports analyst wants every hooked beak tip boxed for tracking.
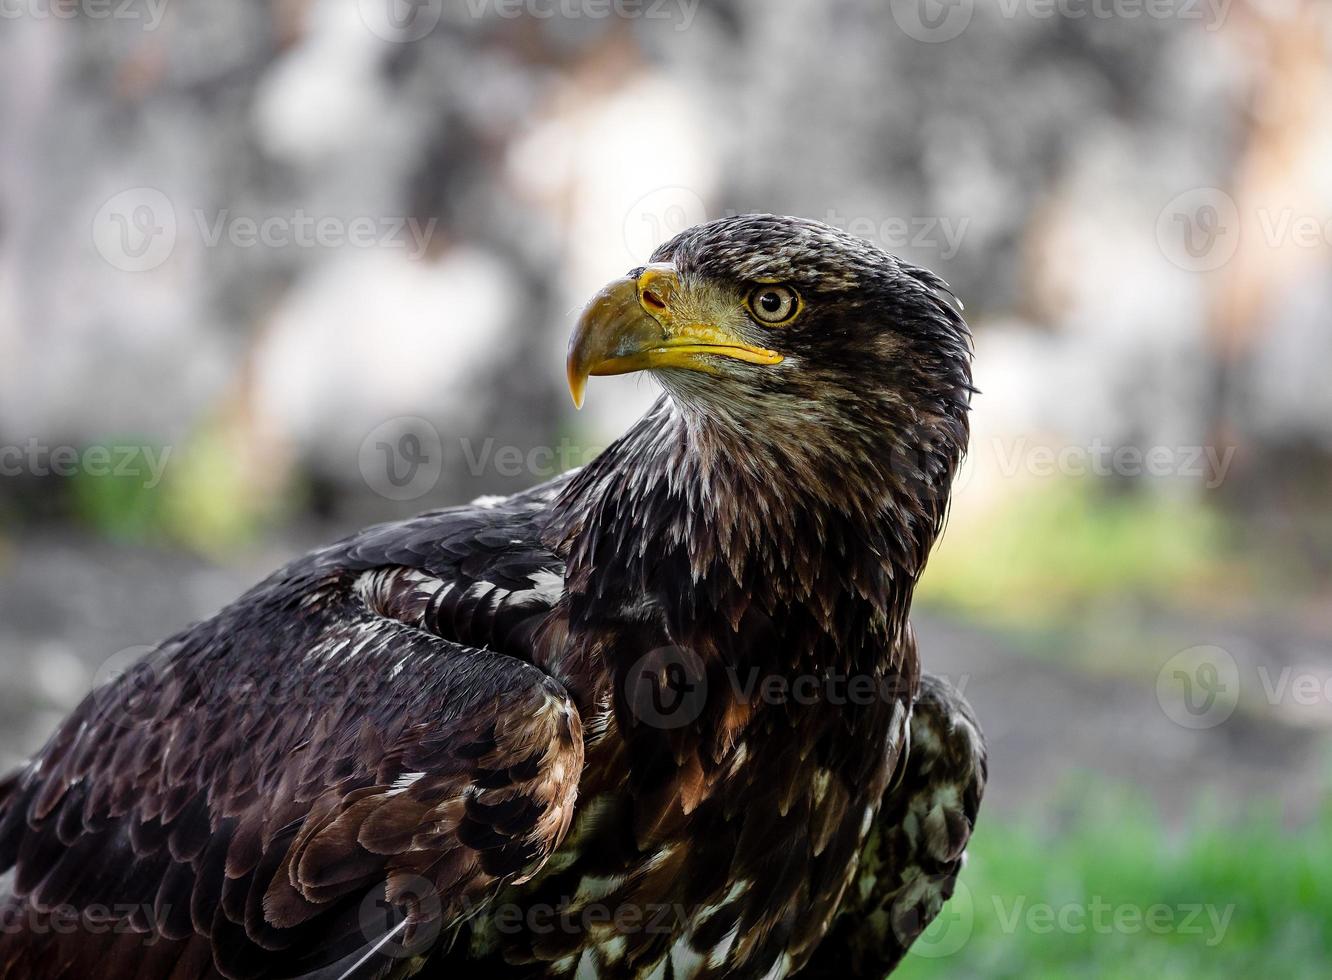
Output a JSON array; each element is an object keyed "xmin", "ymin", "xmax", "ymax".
[{"xmin": 566, "ymin": 353, "xmax": 588, "ymax": 408}]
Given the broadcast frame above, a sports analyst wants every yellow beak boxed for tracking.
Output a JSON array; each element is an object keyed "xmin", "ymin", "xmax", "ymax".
[{"xmin": 565, "ymin": 264, "xmax": 784, "ymax": 408}]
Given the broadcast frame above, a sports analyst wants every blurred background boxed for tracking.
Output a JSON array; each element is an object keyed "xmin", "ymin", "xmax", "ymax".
[{"xmin": 2, "ymin": 0, "xmax": 1330, "ymax": 975}]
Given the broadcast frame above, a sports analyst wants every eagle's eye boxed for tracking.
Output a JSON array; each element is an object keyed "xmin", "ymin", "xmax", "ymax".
[{"xmin": 747, "ymin": 284, "xmax": 801, "ymax": 325}]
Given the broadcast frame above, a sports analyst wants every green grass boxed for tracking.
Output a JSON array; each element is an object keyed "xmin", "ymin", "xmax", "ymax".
[
  {"xmin": 917, "ymin": 480, "xmax": 1241, "ymax": 629},
  {"xmin": 63, "ymin": 428, "xmax": 294, "ymax": 554},
  {"xmin": 67, "ymin": 441, "xmax": 171, "ymax": 541},
  {"xmin": 895, "ymin": 785, "xmax": 1332, "ymax": 979}
]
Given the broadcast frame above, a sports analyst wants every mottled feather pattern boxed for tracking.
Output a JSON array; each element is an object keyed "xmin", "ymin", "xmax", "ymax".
[
  {"xmin": 0, "ymin": 215, "xmax": 983, "ymax": 979},
  {"xmin": 0, "ymin": 496, "xmax": 585, "ymax": 979},
  {"xmin": 798, "ymin": 675, "xmax": 987, "ymax": 978}
]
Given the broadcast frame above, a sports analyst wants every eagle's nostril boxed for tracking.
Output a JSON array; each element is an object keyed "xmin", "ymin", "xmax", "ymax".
[{"xmin": 641, "ymin": 288, "xmax": 668, "ymax": 313}]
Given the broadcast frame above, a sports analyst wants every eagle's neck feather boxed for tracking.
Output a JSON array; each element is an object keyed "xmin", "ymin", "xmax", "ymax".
[{"xmin": 551, "ymin": 392, "xmax": 959, "ymax": 662}]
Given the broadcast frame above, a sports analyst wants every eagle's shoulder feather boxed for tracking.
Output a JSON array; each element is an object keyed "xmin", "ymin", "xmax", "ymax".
[{"xmin": 0, "ymin": 480, "xmax": 581, "ymax": 979}]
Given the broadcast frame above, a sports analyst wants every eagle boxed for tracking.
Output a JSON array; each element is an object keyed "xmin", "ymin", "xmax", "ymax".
[{"xmin": 0, "ymin": 214, "xmax": 985, "ymax": 980}]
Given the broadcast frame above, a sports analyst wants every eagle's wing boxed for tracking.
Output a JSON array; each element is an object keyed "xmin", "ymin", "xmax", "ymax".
[
  {"xmin": 797, "ymin": 673, "xmax": 987, "ymax": 978},
  {"xmin": 0, "ymin": 487, "xmax": 580, "ymax": 980}
]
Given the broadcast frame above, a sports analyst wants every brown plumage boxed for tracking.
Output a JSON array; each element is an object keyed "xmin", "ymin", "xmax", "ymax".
[{"xmin": 0, "ymin": 214, "xmax": 984, "ymax": 979}]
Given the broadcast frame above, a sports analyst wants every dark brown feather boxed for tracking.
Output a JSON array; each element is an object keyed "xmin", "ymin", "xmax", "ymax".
[{"xmin": 0, "ymin": 214, "xmax": 982, "ymax": 980}]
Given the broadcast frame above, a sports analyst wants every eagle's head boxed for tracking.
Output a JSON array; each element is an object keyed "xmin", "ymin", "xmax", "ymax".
[
  {"xmin": 554, "ymin": 210, "xmax": 980, "ymax": 657},
  {"xmin": 554, "ymin": 215, "xmax": 972, "ymax": 640},
  {"xmin": 567, "ymin": 213, "xmax": 972, "ymax": 515}
]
